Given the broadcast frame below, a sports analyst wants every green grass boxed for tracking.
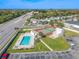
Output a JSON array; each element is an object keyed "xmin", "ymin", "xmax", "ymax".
[
  {"xmin": 64, "ymin": 30, "xmax": 79, "ymax": 37},
  {"xmin": 42, "ymin": 30, "xmax": 79, "ymax": 51},
  {"xmin": 6, "ymin": 29, "xmax": 79, "ymax": 53},
  {"xmin": 6, "ymin": 33, "xmax": 49, "ymax": 53},
  {"xmin": 0, "ymin": 36, "xmax": 2, "ymax": 40},
  {"xmin": 42, "ymin": 37, "xmax": 69, "ymax": 51},
  {"xmin": 19, "ymin": 29, "xmax": 31, "ymax": 33}
]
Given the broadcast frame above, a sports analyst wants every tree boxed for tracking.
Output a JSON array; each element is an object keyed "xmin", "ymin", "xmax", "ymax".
[
  {"xmin": 0, "ymin": 10, "xmax": 28, "ymax": 24},
  {"xmin": 57, "ymin": 22, "xmax": 64, "ymax": 28},
  {"xmin": 39, "ymin": 32, "xmax": 46, "ymax": 38},
  {"xmin": 49, "ymin": 20, "xmax": 55, "ymax": 26}
]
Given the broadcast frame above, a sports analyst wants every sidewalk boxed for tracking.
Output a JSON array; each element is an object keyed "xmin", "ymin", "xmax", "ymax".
[
  {"xmin": 64, "ymin": 27, "xmax": 79, "ymax": 33},
  {"xmin": 39, "ymin": 39, "xmax": 53, "ymax": 51}
]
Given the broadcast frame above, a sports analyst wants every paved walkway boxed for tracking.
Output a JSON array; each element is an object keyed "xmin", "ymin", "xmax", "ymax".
[
  {"xmin": 64, "ymin": 27, "xmax": 79, "ymax": 33},
  {"xmin": 39, "ymin": 39, "xmax": 53, "ymax": 51}
]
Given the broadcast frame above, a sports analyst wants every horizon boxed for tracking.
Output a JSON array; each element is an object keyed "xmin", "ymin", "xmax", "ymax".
[{"xmin": 0, "ymin": 0, "xmax": 79, "ymax": 9}]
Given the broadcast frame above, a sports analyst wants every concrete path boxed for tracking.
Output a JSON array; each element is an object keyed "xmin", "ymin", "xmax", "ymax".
[
  {"xmin": 39, "ymin": 39, "xmax": 53, "ymax": 51},
  {"xmin": 64, "ymin": 27, "xmax": 79, "ymax": 33}
]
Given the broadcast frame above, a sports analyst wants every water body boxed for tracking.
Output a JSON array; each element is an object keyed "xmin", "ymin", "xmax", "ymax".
[{"xmin": 20, "ymin": 36, "xmax": 31, "ymax": 45}]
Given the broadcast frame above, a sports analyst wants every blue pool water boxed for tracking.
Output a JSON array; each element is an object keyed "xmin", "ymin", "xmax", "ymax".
[{"xmin": 20, "ymin": 36, "xmax": 31, "ymax": 45}]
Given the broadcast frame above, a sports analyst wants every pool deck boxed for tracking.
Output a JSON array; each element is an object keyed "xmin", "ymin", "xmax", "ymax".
[{"xmin": 13, "ymin": 31, "xmax": 35, "ymax": 49}]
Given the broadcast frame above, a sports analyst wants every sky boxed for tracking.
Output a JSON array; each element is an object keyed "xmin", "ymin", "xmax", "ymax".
[{"xmin": 0, "ymin": 0, "xmax": 79, "ymax": 9}]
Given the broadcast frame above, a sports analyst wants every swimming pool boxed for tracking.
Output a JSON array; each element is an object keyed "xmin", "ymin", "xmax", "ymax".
[{"xmin": 20, "ymin": 36, "xmax": 31, "ymax": 45}]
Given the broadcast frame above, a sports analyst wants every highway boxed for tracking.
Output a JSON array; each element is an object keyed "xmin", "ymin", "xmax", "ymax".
[{"xmin": 0, "ymin": 12, "xmax": 32, "ymax": 52}]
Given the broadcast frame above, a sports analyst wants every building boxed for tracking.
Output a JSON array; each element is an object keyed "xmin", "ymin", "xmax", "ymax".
[{"xmin": 51, "ymin": 28, "xmax": 64, "ymax": 38}]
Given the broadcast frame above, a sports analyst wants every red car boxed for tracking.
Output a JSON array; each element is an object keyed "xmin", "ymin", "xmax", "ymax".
[{"xmin": 1, "ymin": 53, "xmax": 9, "ymax": 59}]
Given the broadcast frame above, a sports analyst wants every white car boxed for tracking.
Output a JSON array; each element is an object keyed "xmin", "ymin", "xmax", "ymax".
[{"xmin": 70, "ymin": 43, "xmax": 75, "ymax": 46}]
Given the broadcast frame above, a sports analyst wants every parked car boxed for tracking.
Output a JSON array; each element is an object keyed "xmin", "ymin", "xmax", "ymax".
[
  {"xmin": 1, "ymin": 53, "xmax": 9, "ymax": 59},
  {"xmin": 70, "ymin": 42, "xmax": 75, "ymax": 49}
]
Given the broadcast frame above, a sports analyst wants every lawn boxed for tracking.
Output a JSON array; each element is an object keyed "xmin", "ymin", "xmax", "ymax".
[
  {"xmin": 6, "ymin": 32, "xmax": 49, "ymax": 53},
  {"xmin": 6, "ymin": 29, "xmax": 79, "ymax": 53},
  {"xmin": 42, "ymin": 37, "xmax": 69, "ymax": 51},
  {"xmin": 42, "ymin": 29, "xmax": 79, "ymax": 51},
  {"xmin": 19, "ymin": 29, "xmax": 31, "ymax": 33}
]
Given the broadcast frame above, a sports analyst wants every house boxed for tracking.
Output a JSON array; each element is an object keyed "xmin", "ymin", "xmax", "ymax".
[{"xmin": 30, "ymin": 19, "xmax": 49, "ymax": 25}]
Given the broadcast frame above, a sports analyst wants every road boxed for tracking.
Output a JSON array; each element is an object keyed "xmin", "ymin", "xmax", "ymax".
[
  {"xmin": 0, "ymin": 12, "xmax": 32, "ymax": 52},
  {"xmin": 69, "ymin": 36, "xmax": 79, "ymax": 59}
]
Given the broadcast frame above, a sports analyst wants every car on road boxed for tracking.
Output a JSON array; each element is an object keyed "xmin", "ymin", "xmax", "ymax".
[
  {"xmin": 66, "ymin": 38, "xmax": 73, "ymax": 42},
  {"xmin": 1, "ymin": 53, "xmax": 9, "ymax": 59}
]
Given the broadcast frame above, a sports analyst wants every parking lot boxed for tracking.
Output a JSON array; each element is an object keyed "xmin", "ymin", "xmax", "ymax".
[
  {"xmin": 8, "ymin": 51, "xmax": 73, "ymax": 59},
  {"xmin": 8, "ymin": 36, "xmax": 79, "ymax": 59}
]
